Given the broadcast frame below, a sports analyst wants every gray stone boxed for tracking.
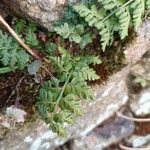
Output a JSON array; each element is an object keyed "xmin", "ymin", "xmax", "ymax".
[
  {"xmin": 130, "ymin": 88, "xmax": 150, "ymax": 116},
  {"xmin": 124, "ymin": 20, "xmax": 150, "ymax": 64},
  {"xmin": 72, "ymin": 117, "xmax": 134, "ymax": 150},
  {"xmin": 126, "ymin": 134, "xmax": 150, "ymax": 148},
  {"xmin": 0, "ymin": 1, "xmax": 8, "ymax": 18},
  {"xmin": 129, "ymin": 48, "xmax": 150, "ymax": 116},
  {"xmin": 130, "ymin": 50, "xmax": 150, "ymax": 86}
]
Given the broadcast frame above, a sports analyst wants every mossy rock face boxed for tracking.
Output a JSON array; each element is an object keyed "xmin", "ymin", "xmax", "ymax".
[{"xmin": 1, "ymin": 0, "xmax": 81, "ymax": 31}]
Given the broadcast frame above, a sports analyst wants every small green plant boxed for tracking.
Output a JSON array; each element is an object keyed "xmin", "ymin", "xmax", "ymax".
[
  {"xmin": 133, "ymin": 75, "xmax": 147, "ymax": 87},
  {"xmin": 36, "ymin": 47, "xmax": 101, "ymax": 136}
]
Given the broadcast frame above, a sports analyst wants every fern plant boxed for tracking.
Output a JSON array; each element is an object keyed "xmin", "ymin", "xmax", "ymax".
[
  {"xmin": 36, "ymin": 47, "xmax": 101, "ymax": 136},
  {"xmin": 55, "ymin": 0, "xmax": 150, "ymax": 51}
]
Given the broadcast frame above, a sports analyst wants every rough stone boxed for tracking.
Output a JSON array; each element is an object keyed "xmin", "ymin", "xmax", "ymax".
[
  {"xmin": 130, "ymin": 88, "xmax": 150, "ymax": 116},
  {"xmin": 124, "ymin": 20, "xmax": 150, "ymax": 64},
  {"xmin": 0, "ymin": 1, "xmax": 8, "ymax": 18},
  {"xmin": 129, "ymin": 49, "xmax": 150, "ymax": 116},
  {"xmin": 126, "ymin": 134, "xmax": 150, "ymax": 148},
  {"xmin": 1, "ymin": 0, "xmax": 81, "ymax": 31},
  {"xmin": 130, "ymin": 50, "xmax": 150, "ymax": 86}
]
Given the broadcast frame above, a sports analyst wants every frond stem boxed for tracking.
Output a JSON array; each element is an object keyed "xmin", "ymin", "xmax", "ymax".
[
  {"xmin": 102, "ymin": 0, "xmax": 135, "ymax": 22},
  {"xmin": 54, "ymin": 73, "xmax": 72, "ymax": 112}
]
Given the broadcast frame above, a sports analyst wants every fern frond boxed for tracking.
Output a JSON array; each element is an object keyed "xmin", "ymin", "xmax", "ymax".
[
  {"xmin": 130, "ymin": 0, "xmax": 145, "ymax": 29},
  {"xmin": 54, "ymin": 23, "xmax": 83, "ymax": 43},
  {"xmin": 53, "ymin": 110, "xmax": 74, "ymax": 124},
  {"xmin": 65, "ymin": 78, "xmax": 94, "ymax": 99},
  {"xmin": 73, "ymin": 66, "xmax": 99, "ymax": 81},
  {"xmin": 115, "ymin": 7, "xmax": 131, "ymax": 39},
  {"xmin": 79, "ymin": 55, "xmax": 102, "ymax": 65},
  {"xmin": 98, "ymin": 0, "xmax": 117, "ymax": 10},
  {"xmin": 37, "ymin": 47, "xmax": 100, "ymax": 136},
  {"xmin": 59, "ymin": 94, "xmax": 83, "ymax": 116},
  {"xmin": 74, "ymin": 5, "xmax": 102, "ymax": 26},
  {"xmin": 146, "ymin": 0, "xmax": 150, "ymax": 9},
  {"xmin": 95, "ymin": 20, "xmax": 111, "ymax": 50}
]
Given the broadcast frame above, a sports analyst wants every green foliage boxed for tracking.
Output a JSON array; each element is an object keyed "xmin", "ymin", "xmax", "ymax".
[
  {"xmin": 115, "ymin": 7, "xmax": 131, "ymax": 39},
  {"xmin": 130, "ymin": 0, "xmax": 145, "ymax": 30},
  {"xmin": 14, "ymin": 19, "xmax": 39, "ymax": 47},
  {"xmin": 54, "ymin": 23, "xmax": 84, "ymax": 43},
  {"xmin": 0, "ymin": 30, "xmax": 29, "ymax": 71},
  {"xmin": 146, "ymin": 0, "xmax": 150, "ymax": 9},
  {"xmin": 54, "ymin": 0, "xmax": 150, "ymax": 51},
  {"xmin": 36, "ymin": 47, "xmax": 101, "ymax": 136},
  {"xmin": 25, "ymin": 23, "xmax": 39, "ymax": 47},
  {"xmin": 79, "ymin": 33, "xmax": 93, "ymax": 49},
  {"xmin": 98, "ymin": 0, "xmax": 117, "ymax": 10}
]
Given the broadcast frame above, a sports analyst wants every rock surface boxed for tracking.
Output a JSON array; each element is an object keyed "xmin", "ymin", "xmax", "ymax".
[
  {"xmin": 0, "ymin": 1, "xmax": 8, "ymax": 18},
  {"xmin": 1, "ymin": 0, "xmax": 80, "ymax": 31},
  {"xmin": 129, "ymin": 49, "xmax": 150, "ymax": 116},
  {"xmin": 72, "ymin": 117, "xmax": 134, "ymax": 150},
  {"xmin": 130, "ymin": 88, "xmax": 150, "ymax": 116},
  {"xmin": 126, "ymin": 134, "xmax": 150, "ymax": 148}
]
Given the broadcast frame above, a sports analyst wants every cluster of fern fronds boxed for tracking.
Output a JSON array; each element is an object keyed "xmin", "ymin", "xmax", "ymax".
[
  {"xmin": 54, "ymin": 0, "xmax": 150, "ymax": 51},
  {"xmin": 0, "ymin": 18, "xmax": 102, "ymax": 136}
]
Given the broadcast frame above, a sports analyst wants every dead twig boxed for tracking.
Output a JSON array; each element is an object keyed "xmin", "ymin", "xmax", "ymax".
[
  {"xmin": 117, "ymin": 111, "xmax": 150, "ymax": 122},
  {"xmin": 119, "ymin": 143, "xmax": 150, "ymax": 150},
  {"xmin": 0, "ymin": 15, "xmax": 41, "ymax": 60}
]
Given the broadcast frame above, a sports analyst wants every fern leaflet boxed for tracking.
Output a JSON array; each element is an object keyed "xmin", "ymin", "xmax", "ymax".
[{"xmin": 130, "ymin": 0, "xmax": 145, "ymax": 30}]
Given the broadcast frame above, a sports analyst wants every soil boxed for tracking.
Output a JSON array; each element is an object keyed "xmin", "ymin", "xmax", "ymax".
[{"xmin": 0, "ymin": 70, "xmax": 39, "ymax": 114}]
